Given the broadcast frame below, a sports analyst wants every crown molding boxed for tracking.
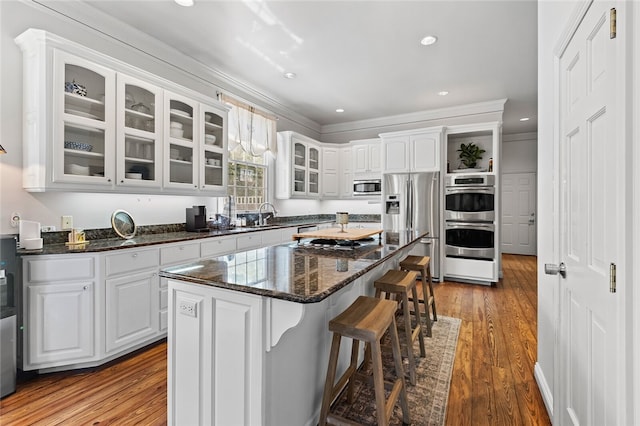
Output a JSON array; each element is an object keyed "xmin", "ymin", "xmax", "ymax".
[{"xmin": 320, "ymin": 99, "xmax": 507, "ymax": 136}]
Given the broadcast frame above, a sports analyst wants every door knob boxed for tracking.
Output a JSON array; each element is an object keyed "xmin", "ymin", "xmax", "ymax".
[{"xmin": 544, "ymin": 262, "xmax": 566, "ymax": 278}]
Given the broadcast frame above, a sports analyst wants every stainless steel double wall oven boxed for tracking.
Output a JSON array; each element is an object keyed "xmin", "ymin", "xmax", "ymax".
[{"xmin": 444, "ymin": 174, "xmax": 495, "ymax": 260}]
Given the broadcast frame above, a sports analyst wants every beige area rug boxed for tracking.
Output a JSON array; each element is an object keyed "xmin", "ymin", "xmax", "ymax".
[{"xmin": 330, "ymin": 315, "xmax": 461, "ymax": 426}]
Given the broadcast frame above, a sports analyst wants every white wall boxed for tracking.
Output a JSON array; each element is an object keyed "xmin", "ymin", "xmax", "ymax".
[
  {"xmin": 502, "ymin": 132, "xmax": 537, "ymax": 174},
  {"xmin": 536, "ymin": 0, "xmax": 579, "ymax": 419}
]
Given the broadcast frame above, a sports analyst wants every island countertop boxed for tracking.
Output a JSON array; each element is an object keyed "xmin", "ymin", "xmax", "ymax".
[{"xmin": 160, "ymin": 229, "xmax": 426, "ymax": 303}]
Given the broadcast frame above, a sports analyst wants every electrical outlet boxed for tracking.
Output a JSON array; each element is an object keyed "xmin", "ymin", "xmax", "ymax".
[
  {"xmin": 61, "ymin": 215, "xmax": 73, "ymax": 230},
  {"xmin": 41, "ymin": 225, "xmax": 56, "ymax": 232},
  {"xmin": 179, "ymin": 300, "xmax": 197, "ymax": 318}
]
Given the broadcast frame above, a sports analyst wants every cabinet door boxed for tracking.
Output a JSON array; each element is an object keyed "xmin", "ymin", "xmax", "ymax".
[
  {"xmin": 116, "ymin": 73, "xmax": 163, "ymax": 188},
  {"xmin": 322, "ymin": 172, "xmax": 339, "ymax": 198},
  {"xmin": 53, "ymin": 50, "xmax": 116, "ymax": 187},
  {"xmin": 106, "ymin": 270, "xmax": 158, "ymax": 353},
  {"xmin": 164, "ymin": 91, "xmax": 199, "ymax": 190},
  {"xmin": 353, "ymin": 145, "xmax": 368, "ymax": 174},
  {"xmin": 382, "ymin": 137, "xmax": 410, "ymax": 173},
  {"xmin": 368, "ymin": 143, "xmax": 382, "ymax": 173},
  {"xmin": 26, "ymin": 281, "xmax": 94, "ymax": 366},
  {"xmin": 199, "ymin": 103, "xmax": 227, "ymax": 193},
  {"xmin": 340, "ymin": 147, "xmax": 353, "ymax": 198},
  {"xmin": 292, "ymin": 140, "xmax": 307, "ymax": 196},
  {"xmin": 411, "ymin": 132, "xmax": 440, "ymax": 172}
]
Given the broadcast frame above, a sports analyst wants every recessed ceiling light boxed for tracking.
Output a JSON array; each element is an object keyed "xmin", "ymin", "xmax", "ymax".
[
  {"xmin": 520, "ymin": 117, "xmax": 530, "ymax": 121},
  {"xmin": 336, "ymin": 108, "xmax": 345, "ymax": 113},
  {"xmin": 420, "ymin": 35, "xmax": 438, "ymax": 46},
  {"xmin": 438, "ymin": 91, "xmax": 449, "ymax": 96},
  {"xmin": 283, "ymin": 72, "xmax": 296, "ymax": 79},
  {"xmin": 174, "ymin": 0, "xmax": 194, "ymax": 6}
]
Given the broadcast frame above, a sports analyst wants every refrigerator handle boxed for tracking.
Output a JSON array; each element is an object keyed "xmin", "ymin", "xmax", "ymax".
[
  {"xmin": 409, "ymin": 178, "xmax": 414, "ymax": 230},
  {"xmin": 406, "ymin": 178, "xmax": 411, "ymax": 229}
]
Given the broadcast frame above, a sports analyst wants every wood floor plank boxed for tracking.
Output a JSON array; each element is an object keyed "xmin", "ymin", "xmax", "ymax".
[{"xmin": 1, "ymin": 255, "xmax": 550, "ymax": 426}]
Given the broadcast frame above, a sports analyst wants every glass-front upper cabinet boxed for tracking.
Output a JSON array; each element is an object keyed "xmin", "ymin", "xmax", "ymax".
[
  {"xmin": 293, "ymin": 141, "xmax": 307, "ymax": 195},
  {"xmin": 308, "ymin": 146, "xmax": 320, "ymax": 195},
  {"xmin": 199, "ymin": 103, "xmax": 227, "ymax": 192},
  {"xmin": 54, "ymin": 50, "xmax": 115, "ymax": 187},
  {"xmin": 116, "ymin": 74, "xmax": 163, "ymax": 187},
  {"xmin": 164, "ymin": 91, "xmax": 198, "ymax": 190}
]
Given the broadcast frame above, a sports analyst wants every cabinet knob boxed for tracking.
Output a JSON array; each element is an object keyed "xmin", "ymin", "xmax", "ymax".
[
  {"xmin": 179, "ymin": 247, "xmax": 184, "ymax": 250},
  {"xmin": 120, "ymin": 180, "xmax": 124, "ymax": 183},
  {"xmin": 83, "ymin": 285, "xmax": 88, "ymax": 290},
  {"xmin": 107, "ymin": 178, "xmax": 112, "ymax": 182},
  {"xmin": 132, "ymin": 253, "xmax": 138, "ymax": 258}
]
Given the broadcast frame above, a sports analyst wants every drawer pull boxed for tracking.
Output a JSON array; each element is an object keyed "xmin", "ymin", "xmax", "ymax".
[{"xmin": 132, "ymin": 253, "xmax": 138, "ymax": 258}]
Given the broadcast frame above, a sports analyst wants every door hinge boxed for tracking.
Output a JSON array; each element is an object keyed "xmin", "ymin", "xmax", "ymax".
[
  {"xmin": 609, "ymin": 262, "xmax": 617, "ymax": 293},
  {"xmin": 610, "ymin": 8, "xmax": 617, "ymax": 39}
]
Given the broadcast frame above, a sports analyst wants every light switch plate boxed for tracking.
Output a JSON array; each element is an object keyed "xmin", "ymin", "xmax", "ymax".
[{"xmin": 61, "ymin": 215, "xmax": 73, "ymax": 230}]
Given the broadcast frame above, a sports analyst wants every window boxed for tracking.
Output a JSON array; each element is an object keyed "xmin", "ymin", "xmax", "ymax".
[
  {"xmin": 228, "ymin": 147, "xmax": 266, "ymax": 212},
  {"xmin": 222, "ymin": 94, "xmax": 276, "ymax": 212}
]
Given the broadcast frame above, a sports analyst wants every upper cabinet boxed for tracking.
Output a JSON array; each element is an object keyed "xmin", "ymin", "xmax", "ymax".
[
  {"xmin": 276, "ymin": 131, "xmax": 321, "ymax": 199},
  {"xmin": 380, "ymin": 127, "xmax": 444, "ymax": 173},
  {"xmin": 15, "ymin": 29, "xmax": 228, "ymax": 196},
  {"xmin": 352, "ymin": 139, "xmax": 381, "ymax": 176}
]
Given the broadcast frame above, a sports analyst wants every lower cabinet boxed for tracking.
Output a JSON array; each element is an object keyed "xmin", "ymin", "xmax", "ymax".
[
  {"xmin": 105, "ymin": 270, "xmax": 158, "ymax": 353},
  {"xmin": 26, "ymin": 281, "xmax": 95, "ymax": 367}
]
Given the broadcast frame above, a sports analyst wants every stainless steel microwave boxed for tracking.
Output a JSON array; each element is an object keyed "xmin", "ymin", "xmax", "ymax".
[{"xmin": 353, "ymin": 179, "xmax": 381, "ymax": 196}]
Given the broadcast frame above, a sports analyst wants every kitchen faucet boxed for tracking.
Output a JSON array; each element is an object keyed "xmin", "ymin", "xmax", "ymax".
[{"xmin": 258, "ymin": 202, "xmax": 277, "ymax": 226}]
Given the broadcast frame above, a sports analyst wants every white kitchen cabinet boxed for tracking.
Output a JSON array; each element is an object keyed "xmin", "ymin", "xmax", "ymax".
[
  {"xmin": 352, "ymin": 139, "xmax": 381, "ymax": 176},
  {"xmin": 160, "ymin": 241, "xmax": 201, "ymax": 266},
  {"xmin": 380, "ymin": 127, "xmax": 443, "ymax": 173},
  {"xmin": 15, "ymin": 28, "xmax": 229, "ymax": 196},
  {"xmin": 22, "ymin": 255, "xmax": 98, "ymax": 369},
  {"xmin": 276, "ymin": 131, "xmax": 321, "ymax": 199},
  {"xmin": 237, "ymin": 233, "xmax": 262, "ymax": 250},
  {"xmin": 116, "ymin": 73, "xmax": 163, "ymax": 188},
  {"xmin": 321, "ymin": 146, "xmax": 339, "ymax": 198},
  {"xmin": 340, "ymin": 146, "xmax": 354, "ymax": 198},
  {"xmin": 168, "ymin": 280, "xmax": 263, "ymax": 426},
  {"xmin": 105, "ymin": 270, "xmax": 158, "ymax": 353},
  {"xmin": 104, "ymin": 247, "xmax": 161, "ymax": 354},
  {"xmin": 201, "ymin": 235, "xmax": 237, "ymax": 258}
]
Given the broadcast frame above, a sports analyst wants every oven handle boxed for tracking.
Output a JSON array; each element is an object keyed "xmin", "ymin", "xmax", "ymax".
[
  {"xmin": 445, "ymin": 186, "xmax": 495, "ymax": 195},
  {"xmin": 445, "ymin": 222, "xmax": 495, "ymax": 231}
]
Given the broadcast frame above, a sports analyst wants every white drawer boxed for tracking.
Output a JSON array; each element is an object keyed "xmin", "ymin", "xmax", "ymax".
[
  {"xmin": 160, "ymin": 242, "xmax": 200, "ymax": 265},
  {"xmin": 201, "ymin": 236, "xmax": 236, "ymax": 258},
  {"xmin": 105, "ymin": 248, "xmax": 159, "ymax": 277},
  {"xmin": 260, "ymin": 229, "xmax": 282, "ymax": 247},
  {"xmin": 236, "ymin": 233, "xmax": 262, "ymax": 250},
  {"xmin": 25, "ymin": 256, "xmax": 95, "ymax": 283}
]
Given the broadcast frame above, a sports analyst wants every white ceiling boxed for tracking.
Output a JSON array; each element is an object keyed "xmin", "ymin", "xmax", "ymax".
[{"xmin": 79, "ymin": 0, "xmax": 538, "ymax": 135}]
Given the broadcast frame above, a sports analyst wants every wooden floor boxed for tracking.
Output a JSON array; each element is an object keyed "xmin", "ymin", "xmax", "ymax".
[{"xmin": 0, "ymin": 254, "xmax": 550, "ymax": 425}]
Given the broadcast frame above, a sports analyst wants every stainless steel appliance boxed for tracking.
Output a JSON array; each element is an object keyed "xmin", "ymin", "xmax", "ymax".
[
  {"xmin": 445, "ymin": 174, "xmax": 495, "ymax": 222},
  {"xmin": 1, "ymin": 236, "xmax": 18, "ymax": 398},
  {"xmin": 353, "ymin": 179, "xmax": 381, "ymax": 196},
  {"xmin": 382, "ymin": 172, "xmax": 440, "ymax": 279},
  {"xmin": 445, "ymin": 221, "xmax": 495, "ymax": 260}
]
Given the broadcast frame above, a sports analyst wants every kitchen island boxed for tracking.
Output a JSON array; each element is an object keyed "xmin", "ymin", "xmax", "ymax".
[{"xmin": 160, "ymin": 230, "xmax": 426, "ymax": 426}]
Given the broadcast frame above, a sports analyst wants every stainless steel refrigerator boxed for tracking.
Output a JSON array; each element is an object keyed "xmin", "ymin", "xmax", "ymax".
[{"xmin": 382, "ymin": 172, "xmax": 440, "ymax": 280}]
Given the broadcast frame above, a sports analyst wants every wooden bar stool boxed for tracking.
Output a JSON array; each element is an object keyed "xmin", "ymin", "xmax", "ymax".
[
  {"xmin": 374, "ymin": 269, "xmax": 425, "ymax": 385},
  {"xmin": 400, "ymin": 255, "xmax": 438, "ymax": 337},
  {"xmin": 319, "ymin": 296, "xmax": 411, "ymax": 426}
]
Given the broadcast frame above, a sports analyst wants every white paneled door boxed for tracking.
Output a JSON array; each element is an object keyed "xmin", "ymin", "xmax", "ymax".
[
  {"xmin": 556, "ymin": 2, "xmax": 628, "ymax": 425},
  {"xmin": 501, "ymin": 172, "xmax": 536, "ymax": 255}
]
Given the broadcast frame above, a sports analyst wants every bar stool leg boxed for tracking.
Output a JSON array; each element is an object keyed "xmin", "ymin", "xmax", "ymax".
[
  {"xmin": 346, "ymin": 339, "xmax": 360, "ymax": 404},
  {"xmin": 370, "ymin": 340, "xmax": 389, "ymax": 426},
  {"xmin": 319, "ymin": 333, "xmax": 342, "ymax": 426},
  {"xmin": 420, "ymin": 267, "xmax": 434, "ymax": 337},
  {"xmin": 388, "ymin": 316, "xmax": 411, "ymax": 425},
  {"xmin": 428, "ymin": 263, "xmax": 437, "ymax": 322},
  {"xmin": 411, "ymin": 284, "xmax": 426, "ymax": 357},
  {"xmin": 400, "ymin": 290, "xmax": 417, "ymax": 385}
]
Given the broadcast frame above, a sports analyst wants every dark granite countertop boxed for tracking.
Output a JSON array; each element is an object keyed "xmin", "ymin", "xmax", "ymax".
[{"xmin": 160, "ymin": 230, "xmax": 426, "ymax": 303}]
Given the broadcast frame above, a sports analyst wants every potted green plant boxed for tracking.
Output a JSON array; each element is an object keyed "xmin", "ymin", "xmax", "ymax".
[{"xmin": 457, "ymin": 142, "xmax": 486, "ymax": 169}]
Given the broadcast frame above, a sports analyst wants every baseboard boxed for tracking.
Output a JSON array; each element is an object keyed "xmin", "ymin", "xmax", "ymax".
[{"xmin": 534, "ymin": 362, "xmax": 554, "ymax": 419}]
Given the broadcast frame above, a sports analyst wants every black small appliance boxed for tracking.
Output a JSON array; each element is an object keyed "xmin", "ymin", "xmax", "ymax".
[{"xmin": 186, "ymin": 206, "xmax": 208, "ymax": 232}]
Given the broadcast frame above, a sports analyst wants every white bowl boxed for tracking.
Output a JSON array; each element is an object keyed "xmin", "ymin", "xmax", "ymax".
[
  {"xmin": 205, "ymin": 134, "xmax": 217, "ymax": 145},
  {"xmin": 66, "ymin": 163, "xmax": 90, "ymax": 176},
  {"xmin": 170, "ymin": 121, "xmax": 183, "ymax": 129},
  {"xmin": 125, "ymin": 172, "xmax": 143, "ymax": 180},
  {"xmin": 170, "ymin": 128, "xmax": 184, "ymax": 138}
]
